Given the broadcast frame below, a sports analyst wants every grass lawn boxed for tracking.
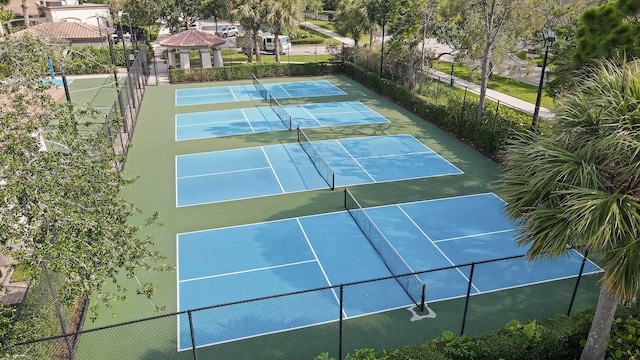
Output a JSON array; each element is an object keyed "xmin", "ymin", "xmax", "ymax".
[
  {"xmin": 432, "ymin": 61, "xmax": 554, "ymax": 109},
  {"xmin": 301, "ymin": 26, "xmax": 342, "ymax": 45},
  {"xmin": 307, "ymin": 19, "xmax": 370, "ymax": 45}
]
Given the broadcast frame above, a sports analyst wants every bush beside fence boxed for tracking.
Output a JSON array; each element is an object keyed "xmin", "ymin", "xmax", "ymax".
[{"xmin": 169, "ymin": 62, "xmax": 343, "ymax": 83}]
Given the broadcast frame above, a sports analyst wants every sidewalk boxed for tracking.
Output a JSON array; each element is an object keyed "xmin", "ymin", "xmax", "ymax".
[
  {"xmin": 304, "ymin": 22, "xmax": 553, "ymax": 118},
  {"xmin": 150, "ymin": 27, "xmax": 172, "ymax": 85}
]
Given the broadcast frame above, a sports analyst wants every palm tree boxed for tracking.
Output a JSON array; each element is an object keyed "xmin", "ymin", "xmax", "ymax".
[
  {"xmin": 501, "ymin": 59, "xmax": 640, "ymax": 360},
  {"xmin": 334, "ymin": 0, "xmax": 370, "ymax": 47},
  {"xmin": 264, "ymin": 0, "xmax": 303, "ymax": 62},
  {"xmin": 229, "ymin": 0, "xmax": 265, "ymax": 63}
]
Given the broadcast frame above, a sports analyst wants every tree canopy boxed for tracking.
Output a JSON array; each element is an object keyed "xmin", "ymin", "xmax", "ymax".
[
  {"xmin": 0, "ymin": 35, "xmax": 167, "ymax": 327},
  {"xmin": 501, "ymin": 59, "xmax": 640, "ymax": 359},
  {"xmin": 575, "ymin": 0, "xmax": 640, "ymax": 65}
]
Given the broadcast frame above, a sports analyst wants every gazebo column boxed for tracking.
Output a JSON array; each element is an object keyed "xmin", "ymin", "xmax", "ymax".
[
  {"xmin": 212, "ymin": 47, "xmax": 223, "ymax": 67},
  {"xmin": 179, "ymin": 48, "xmax": 191, "ymax": 69},
  {"xmin": 200, "ymin": 48, "xmax": 212, "ymax": 68},
  {"xmin": 167, "ymin": 48, "xmax": 176, "ymax": 68}
]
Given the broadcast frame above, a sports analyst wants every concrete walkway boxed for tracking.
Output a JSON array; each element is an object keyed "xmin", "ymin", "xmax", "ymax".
[{"xmin": 150, "ymin": 27, "xmax": 172, "ymax": 85}]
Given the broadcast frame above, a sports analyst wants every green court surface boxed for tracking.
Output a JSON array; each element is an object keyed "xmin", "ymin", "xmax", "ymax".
[
  {"xmin": 74, "ymin": 75, "xmax": 600, "ymax": 360},
  {"xmin": 67, "ymin": 77, "xmax": 120, "ymax": 111}
]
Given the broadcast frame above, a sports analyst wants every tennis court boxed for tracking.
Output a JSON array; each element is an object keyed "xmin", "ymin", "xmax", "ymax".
[
  {"xmin": 175, "ymin": 133, "xmax": 462, "ymax": 206},
  {"xmin": 176, "ymin": 192, "xmax": 602, "ymax": 350},
  {"xmin": 175, "ymin": 101, "xmax": 389, "ymax": 140},
  {"xmin": 175, "ymin": 80, "xmax": 346, "ymax": 106}
]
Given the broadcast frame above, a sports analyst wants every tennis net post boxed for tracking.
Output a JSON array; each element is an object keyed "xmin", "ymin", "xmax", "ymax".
[
  {"xmin": 252, "ymin": 73, "xmax": 268, "ymax": 100},
  {"xmin": 344, "ymin": 188, "xmax": 426, "ymax": 309},
  {"xmin": 269, "ymin": 94, "xmax": 293, "ymax": 130},
  {"xmin": 297, "ymin": 126, "xmax": 335, "ymax": 190}
]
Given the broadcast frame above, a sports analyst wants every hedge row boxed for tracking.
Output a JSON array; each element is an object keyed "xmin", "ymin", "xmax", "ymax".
[
  {"xmin": 168, "ymin": 62, "xmax": 343, "ymax": 83},
  {"xmin": 328, "ymin": 305, "xmax": 640, "ymax": 360}
]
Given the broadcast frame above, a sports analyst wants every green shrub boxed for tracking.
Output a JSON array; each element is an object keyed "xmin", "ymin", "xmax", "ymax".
[
  {"xmin": 291, "ymin": 36, "xmax": 325, "ymax": 45},
  {"xmin": 609, "ymin": 315, "xmax": 640, "ymax": 359},
  {"xmin": 431, "ymin": 331, "xmax": 490, "ymax": 360},
  {"xmin": 315, "ymin": 309, "xmax": 600, "ymax": 360}
]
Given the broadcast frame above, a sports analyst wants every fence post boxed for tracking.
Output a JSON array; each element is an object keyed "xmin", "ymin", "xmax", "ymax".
[
  {"xmin": 567, "ymin": 249, "xmax": 590, "ymax": 316},
  {"xmin": 460, "ymin": 263, "xmax": 475, "ymax": 336},
  {"xmin": 433, "ymin": 81, "xmax": 441, "ymax": 122},
  {"xmin": 188, "ymin": 311, "xmax": 198, "ymax": 360},
  {"xmin": 489, "ymin": 101, "xmax": 500, "ymax": 153},
  {"xmin": 338, "ymin": 285, "xmax": 344, "ymax": 360},
  {"xmin": 450, "ymin": 64, "xmax": 455, "ymax": 86},
  {"xmin": 394, "ymin": 62, "xmax": 399, "ymax": 101},
  {"xmin": 458, "ymin": 88, "xmax": 467, "ymax": 138}
]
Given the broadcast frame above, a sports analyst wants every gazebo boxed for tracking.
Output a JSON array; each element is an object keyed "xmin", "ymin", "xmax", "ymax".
[{"xmin": 159, "ymin": 30, "xmax": 227, "ymax": 69}]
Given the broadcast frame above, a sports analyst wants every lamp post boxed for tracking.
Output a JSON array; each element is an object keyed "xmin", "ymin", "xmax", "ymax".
[
  {"xmin": 378, "ymin": 21, "xmax": 385, "ymax": 92},
  {"xmin": 118, "ymin": 11, "xmax": 136, "ymax": 51},
  {"xmin": 531, "ymin": 29, "xmax": 555, "ymax": 130},
  {"xmin": 117, "ymin": 12, "xmax": 131, "ymax": 72}
]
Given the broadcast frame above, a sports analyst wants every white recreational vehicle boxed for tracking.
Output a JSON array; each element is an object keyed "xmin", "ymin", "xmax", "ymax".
[{"xmin": 261, "ymin": 34, "xmax": 291, "ymax": 54}]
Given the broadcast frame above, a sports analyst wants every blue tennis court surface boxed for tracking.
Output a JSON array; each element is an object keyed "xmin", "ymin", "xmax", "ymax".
[
  {"xmin": 176, "ymin": 192, "xmax": 603, "ymax": 350},
  {"xmin": 175, "ymin": 135, "xmax": 462, "ymax": 206},
  {"xmin": 175, "ymin": 80, "xmax": 346, "ymax": 106},
  {"xmin": 175, "ymin": 101, "xmax": 389, "ymax": 140}
]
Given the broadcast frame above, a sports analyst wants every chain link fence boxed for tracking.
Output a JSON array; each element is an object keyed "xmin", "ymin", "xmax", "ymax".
[
  {"xmin": 336, "ymin": 45, "xmax": 532, "ymax": 157},
  {"xmin": 103, "ymin": 42, "xmax": 149, "ymax": 169},
  {"xmin": 4, "ymin": 251, "xmax": 601, "ymax": 360}
]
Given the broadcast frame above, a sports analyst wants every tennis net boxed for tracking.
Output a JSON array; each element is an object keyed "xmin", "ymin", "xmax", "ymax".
[
  {"xmin": 297, "ymin": 126, "xmax": 335, "ymax": 190},
  {"xmin": 270, "ymin": 95, "xmax": 292, "ymax": 130},
  {"xmin": 252, "ymin": 74, "xmax": 268, "ymax": 100},
  {"xmin": 344, "ymin": 188, "xmax": 426, "ymax": 309}
]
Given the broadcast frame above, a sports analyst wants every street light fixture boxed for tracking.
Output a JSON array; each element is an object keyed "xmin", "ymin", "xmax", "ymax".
[
  {"xmin": 117, "ymin": 11, "xmax": 132, "ymax": 72},
  {"xmin": 531, "ymin": 29, "xmax": 555, "ymax": 130},
  {"xmin": 118, "ymin": 11, "xmax": 137, "ymax": 51}
]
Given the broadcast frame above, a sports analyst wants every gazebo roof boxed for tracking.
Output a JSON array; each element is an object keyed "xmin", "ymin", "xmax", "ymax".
[{"xmin": 159, "ymin": 30, "xmax": 226, "ymax": 48}]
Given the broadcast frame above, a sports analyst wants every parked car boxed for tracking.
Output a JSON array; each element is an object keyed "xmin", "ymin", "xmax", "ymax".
[
  {"xmin": 189, "ymin": 21, "xmax": 202, "ymax": 30},
  {"xmin": 216, "ymin": 25, "xmax": 238, "ymax": 37}
]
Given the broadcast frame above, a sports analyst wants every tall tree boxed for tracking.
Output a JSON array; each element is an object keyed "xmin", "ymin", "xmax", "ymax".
[
  {"xmin": 501, "ymin": 59, "xmax": 640, "ymax": 360},
  {"xmin": 306, "ymin": 0, "xmax": 322, "ymax": 20},
  {"xmin": 440, "ymin": 0, "xmax": 530, "ymax": 123},
  {"xmin": 199, "ymin": 0, "xmax": 229, "ymax": 32},
  {"xmin": 229, "ymin": 0, "xmax": 265, "ymax": 62},
  {"xmin": 387, "ymin": 0, "xmax": 448, "ymax": 90},
  {"xmin": 265, "ymin": 0, "xmax": 303, "ymax": 62},
  {"xmin": 334, "ymin": 0, "xmax": 370, "ymax": 47},
  {"xmin": 0, "ymin": 35, "xmax": 167, "ymax": 327},
  {"xmin": 122, "ymin": 0, "xmax": 163, "ymax": 29},
  {"xmin": 575, "ymin": 0, "xmax": 640, "ymax": 66}
]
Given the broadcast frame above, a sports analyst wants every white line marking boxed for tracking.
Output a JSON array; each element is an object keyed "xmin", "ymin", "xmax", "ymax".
[
  {"xmin": 433, "ymin": 229, "xmax": 518, "ymax": 243},
  {"xmin": 177, "ymin": 166, "xmax": 272, "ymax": 180},
  {"xmin": 277, "ymin": 83, "xmax": 293, "ymax": 98},
  {"xmin": 300, "ymin": 106, "xmax": 323, "ymax": 126},
  {"xmin": 296, "ymin": 218, "xmax": 346, "ymax": 318},
  {"xmin": 396, "ymin": 205, "xmax": 481, "ymax": 294},
  {"xmin": 179, "ymin": 259, "xmax": 317, "ymax": 283},
  {"xmin": 262, "ymin": 147, "xmax": 286, "ymax": 193},
  {"xmin": 335, "ymin": 140, "xmax": 376, "ymax": 181},
  {"xmin": 241, "ymin": 108, "xmax": 255, "ymax": 133}
]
